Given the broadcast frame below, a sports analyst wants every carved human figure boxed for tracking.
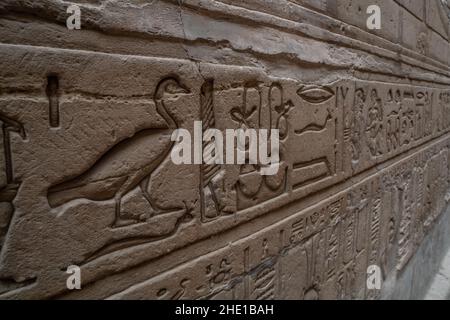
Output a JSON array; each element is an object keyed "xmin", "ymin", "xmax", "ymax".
[
  {"xmin": 386, "ymin": 90, "xmax": 401, "ymax": 152},
  {"xmin": 366, "ymin": 89, "xmax": 383, "ymax": 157}
]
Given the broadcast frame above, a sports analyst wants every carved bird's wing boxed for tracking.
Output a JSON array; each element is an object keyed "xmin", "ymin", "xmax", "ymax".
[{"xmin": 47, "ymin": 128, "xmax": 173, "ymax": 207}]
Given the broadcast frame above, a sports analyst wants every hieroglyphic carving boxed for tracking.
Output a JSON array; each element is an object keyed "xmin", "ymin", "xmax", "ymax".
[
  {"xmin": 350, "ymin": 88, "xmax": 366, "ymax": 166},
  {"xmin": 344, "ymin": 83, "xmax": 447, "ymax": 175},
  {"xmin": 302, "ymin": 229, "xmax": 327, "ymax": 299},
  {"xmin": 1, "ymin": 39, "xmax": 450, "ymax": 299},
  {"xmin": 245, "ymin": 232, "xmax": 284, "ymax": 300},
  {"xmin": 200, "ymin": 79, "xmax": 344, "ymax": 217},
  {"xmin": 98, "ymin": 135, "xmax": 450, "ymax": 300},
  {"xmin": 199, "ymin": 80, "xmax": 293, "ymax": 215},
  {"xmin": 234, "ymin": 83, "xmax": 290, "ymax": 211},
  {"xmin": 38, "ymin": 74, "xmax": 449, "ymax": 277},
  {"xmin": 324, "ymin": 200, "xmax": 343, "ymax": 282},
  {"xmin": 438, "ymin": 91, "xmax": 450, "ymax": 133},
  {"xmin": 0, "ymin": 0, "xmax": 449, "ymax": 300},
  {"xmin": 200, "ymin": 79, "xmax": 229, "ymax": 222},
  {"xmin": 206, "ymin": 258, "xmax": 232, "ymax": 292},
  {"xmin": 386, "ymin": 89, "xmax": 402, "ymax": 153},
  {"xmin": 0, "ymin": 112, "xmax": 26, "ymax": 252},
  {"xmin": 156, "ymin": 279, "xmax": 190, "ymax": 300},
  {"xmin": 94, "ymin": 79, "xmax": 450, "ymax": 299},
  {"xmin": 195, "ymin": 79, "xmax": 352, "ymax": 219},
  {"xmin": 352, "ymin": 86, "xmax": 386, "ymax": 162},
  {"xmin": 423, "ymin": 149, "xmax": 448, "ymax": 230},
  {"xmin": 46, "ymin": 77, "xmax": 194, "ymax": 264},
  {"xmin": 106, "ymin": 136, "xmax": 449, "ymax": 300},
  {"xmin": 396, "ymin": 165, "xmax": 414, "ymax": 271},
  {"xmin": 417, "ymin": 32, "xmax": 429, "ymax": 55},
  {"xmin": 380, "ymin": 172, "xmax": 400, "ymax": 276},
  {"xmin": 365, "ymin": 90, "xmax": 384, "ymax": 158},
  {"xmin": 46, "ymin": 75, "xmax": 60, "ymax": 128},
  {"xmin": 367, "ymin": 177, "xmax": 382, "ymax": 268}
]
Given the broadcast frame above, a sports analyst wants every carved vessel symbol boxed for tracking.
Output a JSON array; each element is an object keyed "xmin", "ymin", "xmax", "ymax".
[{"xmin": 291, "ymin": 85, "xmax": 336, "ymax": 189}]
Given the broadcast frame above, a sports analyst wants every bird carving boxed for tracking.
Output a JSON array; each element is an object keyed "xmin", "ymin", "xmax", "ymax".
[
  {"xmin": 0, "ymin": 113, "xmax": 27, "ymax": 252},
  {"xmin": 0, "ymin": 112, "xmax": 27, "ymax": 194},
  {"xmin": 47, "ymin": 77, "xmax": 191, "ymax": 228}
]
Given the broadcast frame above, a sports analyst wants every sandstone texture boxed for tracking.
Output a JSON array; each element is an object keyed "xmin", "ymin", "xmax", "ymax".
[{"xmin": 0, "ymin": 0, "xmax": 450, "ymax": 300}]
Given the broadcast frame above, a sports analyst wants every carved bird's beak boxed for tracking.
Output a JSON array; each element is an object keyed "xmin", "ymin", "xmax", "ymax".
[
  {"xmin": 0, "ymin": 114, "xmax": 27, "ymax": 140},
  {"xmin": 3, "ymin": 123, "xmax": 27, "ymax": 140},
  {"xmin": 18, "ymin": 127, "xmax": 27, "ymax": 140},
  {"xmin": 10, "ymin": 125, "xmax": 27, "ymax": 140}
]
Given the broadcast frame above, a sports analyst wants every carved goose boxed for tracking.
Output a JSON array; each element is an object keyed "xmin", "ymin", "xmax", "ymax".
[{"xmin": 47, "ymin": 78, "xmax": 190, "ymax": 228}]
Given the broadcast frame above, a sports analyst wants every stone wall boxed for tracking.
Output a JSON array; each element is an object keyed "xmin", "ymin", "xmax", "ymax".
[{"xmin": 0, "ymin": 0, "xmax": 449, "ymax": 299}]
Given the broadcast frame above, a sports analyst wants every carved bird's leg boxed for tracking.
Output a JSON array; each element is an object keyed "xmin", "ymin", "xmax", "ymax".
[
  {"xmin": 139, "ymin": 177, "xmax": 183, "ymax": 218},
  {"xmin": 112, "ymin": 193, "xmax": 123, "ymax": 228},
  {"xmin": 139, "ymin": 178, "xmax": 161, "ymax": 217},
  {"xmin": 111, "ymin": 191, "xmax": 138, "ymax": 228}
]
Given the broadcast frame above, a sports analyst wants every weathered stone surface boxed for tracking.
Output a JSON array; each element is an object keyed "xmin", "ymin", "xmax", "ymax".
[{"xmin": 0, "ymin": 0, "xmax": 449, "ymax": 300}]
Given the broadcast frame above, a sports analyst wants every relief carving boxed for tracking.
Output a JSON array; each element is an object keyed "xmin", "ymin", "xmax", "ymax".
[
  {"xmin": 96, "ymin": 138, "xmax": 450, "ymax": 300},
  {"xmin": 0, "ymin": 43, "xmax": 449, "ymax": 299},
  {"xmin": 291, "ymin": 85, "xmax": 337, "ymax": 189},
  {"xmin": 0, "ymin": 113, "xmax": 26, "ymax": 253}
]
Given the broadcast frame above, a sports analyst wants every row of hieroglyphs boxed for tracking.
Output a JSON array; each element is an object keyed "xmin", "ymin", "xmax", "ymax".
[
  {"xmin": 107, "ymin": 137, "xmax": 450, "ymax": 300},
  {"xmin": 200, "ymin": 79, "xmax": 450, "ymax": 222},
  {"xmin": 1, "ymin": 77, "xmax": 448, "ymax": 223},
  {"xmin": 53, "ymin": 77, "xmax": 450, "ymax": 267},
  {"xmin": 1, "ymin": 48, "xmax": 450, "ymax": 297}
]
